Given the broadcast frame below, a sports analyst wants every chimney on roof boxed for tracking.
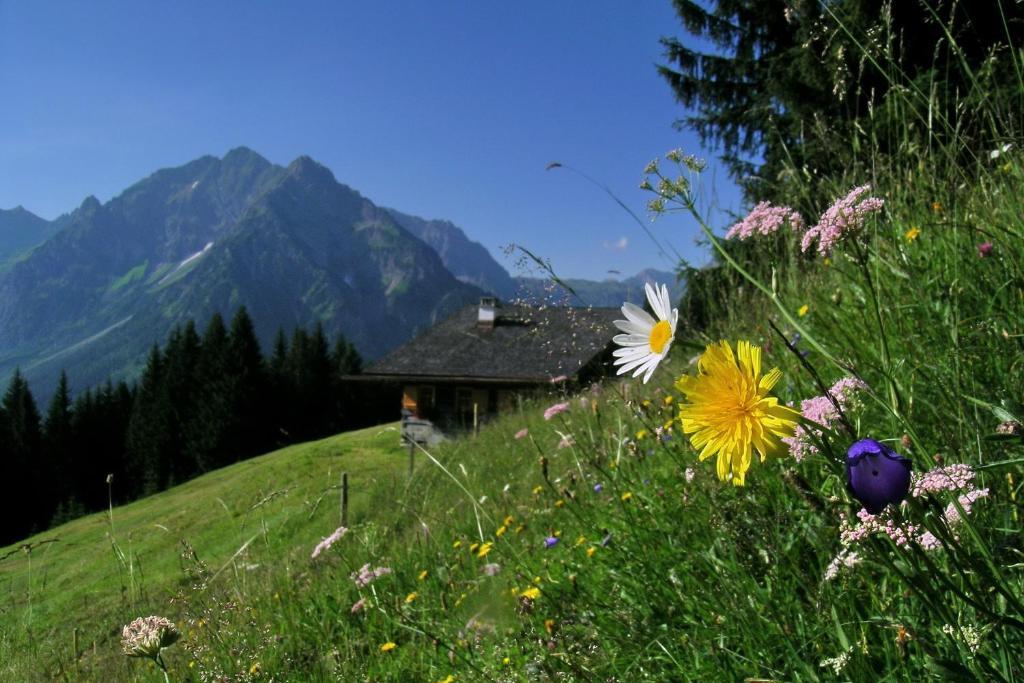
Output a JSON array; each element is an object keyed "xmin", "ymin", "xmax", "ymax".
[{"xmin": 477, "ymin": 297, "xmax": 497, "ymax": 329}]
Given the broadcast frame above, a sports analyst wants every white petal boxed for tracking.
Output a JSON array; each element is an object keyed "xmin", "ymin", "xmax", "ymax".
[
  {"xmin": 617, "ymin": 353, "xmax": 654, "ymax": 374},
  {"xmin": 613, "ymin": 319, "xmax": 649, "ymax": 336},
  {"xmin": 621, "ymin": 302, "xmax": 656, "ymax": 328},
  {"xmin": 642, "ymin": 356, "xmax": 662, "ymax": 383},
  {"xmin": 613, "ymin": 333, "xmax": 650, "ymax": 346},
  {"xmin": 643, "ymin": 282, "xmax": 660, "ymax": 320},
  {"xmin": 613, "ymin": 346, "xmax": 647, "ymax": 358}
]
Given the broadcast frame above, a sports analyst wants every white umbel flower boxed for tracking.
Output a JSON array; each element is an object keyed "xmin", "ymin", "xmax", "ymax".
[{"xmin": 612, "ymin": 283, "xmax": 678, "ymax": 383}]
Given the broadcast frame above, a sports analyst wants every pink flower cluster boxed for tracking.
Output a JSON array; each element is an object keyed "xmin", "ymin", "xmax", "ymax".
[
  {"xmin": 725, "ymin": 201, "xmax": 805, "ymax": 240},
  {"xmin": 544, "ymin": 402, "xmax": 570, "ymax": 421},
  {"xmin": 840, "ymin": 508, "xmax": 920, "ymax": 548},
  {"xmin": 824, "ymin": 549, "xmax": 861, "ymax": 581},
  {"xmin": 351, "ymin": 563, "xmax": 393, "ymax": 588},
  {"xmin": 944, "ymin": 488, "xmax": 990, "ymax": 525},
  {"xmin": 911, "ymin": 463, "xmax": 975, "ymax": 497},
  {"xmin": 784, "ymin": 377, "xmax": 868, "ymax": 461},
  {"xmin": 801, "ymin": 185, "xmax": 885, "ymax": 255},
  {"xmin": 311, "ymin": 525, "xmax": 348, "ymax": 559}
]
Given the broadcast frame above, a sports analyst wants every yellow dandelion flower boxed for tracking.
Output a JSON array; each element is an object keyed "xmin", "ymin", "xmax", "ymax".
[
  {"xmin": 676, "ymin": 340, "xmax": 800, "ymax": 485},
  {"xmin": 469, "ymin": 542, "xmax": 480, "ymax": 554},
  {"xmin": 621, "ymin": 491, "xmax": 633, "ymax": 502},
  {"xmin": 503, "ymin": 515, "xmax": 514, "ymax": 526},
  {"xmin": 663, "ymin": 394, "xmax": 674, "ymax": 405},
  {"xmin": 532, "ymin": 485, "xmax": 543, "ymax": 495},
  {"xmin": 476, "ymin": 542, "xmax": 492, "ymax": 558},
  {"xmin": 250, "ymin": 662, "xmax": 261, "ymax": 675},
  {"xmin": 496, "ymin": 525, "xmax": 507, "ymax": 537},
  {"xmin": 797, "ymin": 304, "xmax": 809, "ymax": 317},
  {"xmin": 904, "ymin": 226, "xmax": 920, "ymax": 242},
  {"xmin": 554, "ymin": 499, "xmax": 565, "ymax": 508},
  {"xmin": 514, "ymin": 525, "xmax": 525, "ymax": 534},
  {"xmin": 405, "ymin": 592, "xmax": 418, "ymax": 604},
  {"xmin": 586, "ymin": 546, "xmax": 597, "ymax": 558},
  {"xmin": 503, "ymin": 657, "xmax": 511, "ymax": 665},
  {"xmin": 380, "ymin": 642, "xmax": 397, "ymax": 653},
  {"xmin": 452, "ymin": 540, "xmax": 462, "ymax": 549},
  {"xmin": 418, "ymin": 570, "xmax": 428, "ymax": 580},
  {"xmin": 636, "ymin": 428, "xmax": 649, "ymax": 440},
  {"xmin": 520, "ymin": 587, "xmax": 541, "ymax": 600}
]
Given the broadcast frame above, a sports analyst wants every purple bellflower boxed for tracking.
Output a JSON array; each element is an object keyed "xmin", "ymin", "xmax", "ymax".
[{"xmin": 846, "ymin": 439, "xmax": 912, "ymax": 513}]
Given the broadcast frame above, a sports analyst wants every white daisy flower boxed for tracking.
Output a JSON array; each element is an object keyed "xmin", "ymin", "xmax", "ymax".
[{"xmin": 611, "ymin": 282, "xmax": 678, "ymax": 383}]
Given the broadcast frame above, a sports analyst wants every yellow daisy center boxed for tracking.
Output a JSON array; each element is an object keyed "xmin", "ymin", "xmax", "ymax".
[{"xmin": 648, "ymin": 320, "xmax": 672, "ymax": 354}]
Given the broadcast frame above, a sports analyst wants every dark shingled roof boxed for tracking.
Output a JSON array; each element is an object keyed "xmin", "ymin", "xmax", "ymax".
[{"xmin": 361, "ymin": 303, "xmax": 621, "ymax": 383}]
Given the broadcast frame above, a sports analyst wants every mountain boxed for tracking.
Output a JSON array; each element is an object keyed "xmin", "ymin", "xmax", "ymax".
[
  {"xmin": 385, "ymin": 209, "xmax": 517, "ymax": 299},
  {"xmin": 0, "ymin": 206, "xmax": 62, "ymax": 267},
  {"xmin": 0, "ymin": 148, "xmax": 481, "ymax": 397},
  {"xmin": 513, "ymin": 268, "xmax": 681, "ymax": 308}
]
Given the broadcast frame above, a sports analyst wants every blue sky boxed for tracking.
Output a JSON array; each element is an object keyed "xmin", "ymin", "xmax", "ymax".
[{"xmin": 0, "ymin": 1, "xmax": 743, "ymax": 280}]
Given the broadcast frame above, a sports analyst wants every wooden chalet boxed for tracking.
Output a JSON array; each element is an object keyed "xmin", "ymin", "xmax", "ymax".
[{"xmin": 357, "ymin": 297, "xmax": 620, "ymax": 443}]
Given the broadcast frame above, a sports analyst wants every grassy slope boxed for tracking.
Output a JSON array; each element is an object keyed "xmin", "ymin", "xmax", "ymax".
[{"xmin": 0, "ymin": 423, "xmax": 409, "ymax": 680}]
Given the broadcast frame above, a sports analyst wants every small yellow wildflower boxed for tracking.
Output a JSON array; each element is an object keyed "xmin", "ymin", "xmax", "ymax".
[
  {"xmin": 438, "ymin": 676, "xmax": 455, "ymax": 683},
  {"xmin": 503, "ymin": 657, "xmax": 511, "ymax": 665},
  {"xmin": 418, "ymin": 570, "xmax": 428, "ymax": 581},
  {"xmin": 532, "ymin": 485, "xmax": 543, "ymax": 495},
  {"xmin": 250, "ymin": 662, "xmax": 261, "ymax": 675},
  {"xmin": 636, "ymin": 428, "xmax": 649, "ymax": 440},
  {"xmin": 663, "ymin": 394, "xmax": 674, "ymax": 405},
  {"xmin": 515, "ymin": 525, "xmax": 525, "ymax": 534},
  {"xmin": 554, "ymin": 499, "xmax": 565, "ymax": 508},
  {"xmin": 495, "ymin": 525, "xmax": 507, "ymax": 537},
  {"xmin": 621, "ymin": 492, "xmax": 633, "ymax": 502},
  {"xmin": 574, "ymin": 535, "xmax": 586, "ymax": 547},
  {"xmin": 469, "ymin": 542, "xmax": 480, "ymax": 554},
  {"xmin": 380, "ymin": 642, "xmax": 397, "ymax": 653},
  {"xmin": 586, "ymin": 546, "xmax": 597, "ymax": 558},
  {"xmin": 544, "ymin": 619, "xmax": 556, "ymax": 635},
  {"xmin": 477, "ymin": 542, "xmax": 493, "ymax": 558},
  {"xmin": 452, "ymin": 540, "xmax": 462, "ymax": 549},
  {"xmin": 797, "ymin": 304, "xmax": 809, "ymax": 317},
  {"xmin": 823, "ymin": 257, "xmax": 832, "ymax": 266},
  {"xmin": 904, "ymin": 226, "xmax": 920, "ymax": 242},
  {"xmin": 932, "ymin": 201, "xmax": 943, "ymax": 213},
  {"xmin": 520, "ymin": 587, "xmax": 541, "ymax": 600},
  {"xmin": 503, "ymin": 515, "xmax": 514, "ymax": 526},
  {"xmin": 405, "ymin": 592, "xmax": 418, "ymax": 604}
]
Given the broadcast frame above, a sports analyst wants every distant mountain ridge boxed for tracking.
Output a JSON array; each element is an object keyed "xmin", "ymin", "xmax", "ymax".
[
  {"xmin": 0, "ymin": 148, "xmax": 481, "ymax": 397},
  {"xmin": 0, "ymin": 206, "xmax": 63, "ymax": 267}
]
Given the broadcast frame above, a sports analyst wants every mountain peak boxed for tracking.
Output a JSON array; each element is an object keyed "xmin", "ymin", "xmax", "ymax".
[
  {"xmin": 79, "ymin": 195, "xmax": 102, "ymax": 212},
  {"xmin": 285, "ymin": 155, "xmax": 337, "ymax": 185}
]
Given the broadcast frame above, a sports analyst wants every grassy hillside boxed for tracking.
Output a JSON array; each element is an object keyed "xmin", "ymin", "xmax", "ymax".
[{"xmin": 0, "ymin": 424, "xmax": 410, "ymax": 680}]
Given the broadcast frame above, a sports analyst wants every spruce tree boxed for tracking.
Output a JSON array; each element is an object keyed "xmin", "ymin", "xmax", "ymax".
[
  {"xmin": 126, "ymin": 345, "xmax": 173, "ymax": 496},
  {"xmin": 227, "ymin": 306, "xmax": 269, "ymax": 459},
  {"xmin": 43, "ymin": 371, "xmax": 75, "ymax": 524},
  {"xmin": 1, "ymin": 370, "xmax": 43, "ymax": 542}
]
